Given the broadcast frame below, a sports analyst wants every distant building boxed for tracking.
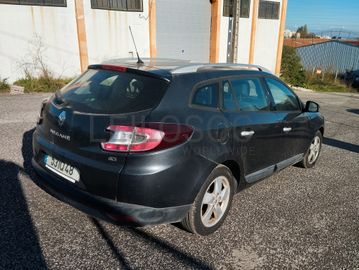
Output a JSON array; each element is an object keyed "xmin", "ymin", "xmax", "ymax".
[
  {"xmin": 296, "ymin": 40, "xmax": 359, "ymax": 73},
  {"xmin": 319, "ymin": 35, "xmax": 331, "ymax": 40},
  {"xmin": 284, "ymin": 29, "xmax": 294, "ymax": 38},
  {"xmin": 0, "ymin": 0, "xmax": 288, "ymax": 82}
]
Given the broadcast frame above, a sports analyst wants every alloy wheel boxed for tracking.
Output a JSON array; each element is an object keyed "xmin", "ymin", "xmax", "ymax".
[
  {"xmin": 200, "ymin": 176, "xmax": 231, "ymax": 227},
  {"xmin": 308, "ymin": 136, "xmax": 321, "ymax": 164}
]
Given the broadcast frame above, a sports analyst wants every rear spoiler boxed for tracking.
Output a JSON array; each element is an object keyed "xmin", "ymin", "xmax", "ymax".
[{"xmin": 88, "ymin": 64, "xmax": 171, "ymax": 83}]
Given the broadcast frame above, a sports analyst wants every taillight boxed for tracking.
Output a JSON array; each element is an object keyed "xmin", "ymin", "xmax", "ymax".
[
  {"xmin": 37, "ymin": 98, "xmax": 48, "ymax": 124},
  {"xmin": 101, "ymin": 123, "xmax": 193, "ymax": 153}
]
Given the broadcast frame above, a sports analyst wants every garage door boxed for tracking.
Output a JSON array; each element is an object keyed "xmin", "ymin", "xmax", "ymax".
[{"xmin": 156, "ymin": 0, "xmax": 211, "ymax": 62}]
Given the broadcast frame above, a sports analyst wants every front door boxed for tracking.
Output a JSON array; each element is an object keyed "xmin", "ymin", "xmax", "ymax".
[
  {"xmin": 264, "ymin": 78, "xmax": 311, "ymax": 163},
  {"xmin": 221, "ymin": 77, "xmax": 283, "ymax": 181}
]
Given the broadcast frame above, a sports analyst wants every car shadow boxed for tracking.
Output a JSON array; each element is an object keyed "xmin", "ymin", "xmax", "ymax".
[
  {"xmin": 323, "ymin": 137, "xmax": 359, "ymax": 154},
  {"xmin": 346, "ymin": 108, "xmax": 359, "ymax": 115},
  {"xmin": 0, "ymin": 128, "xmax": 47, "ymax": 268},
  {"xmin": 90, "ymin": 218, "xmax": 134, "ymax": 270},
  {"xmin": 124, "ymin": 227, "xmax": 213, "ymax": 269},
  {"xmin": 89, "ymin": 217, "xmax": 213, "ymax": 269}
]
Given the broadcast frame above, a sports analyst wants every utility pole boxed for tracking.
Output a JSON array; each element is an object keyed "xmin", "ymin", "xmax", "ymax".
[
  {"xmin": 227, "ymin": 0, "xmax": 240, "ymax": 63},
  {"xmin": 231, "ymin": 0, "xmax": 240, "ymax": 63}
]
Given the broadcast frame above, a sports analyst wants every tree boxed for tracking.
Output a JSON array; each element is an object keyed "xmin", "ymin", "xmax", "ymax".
[
  {"xmin": 280, "ymin": 46, "xmax": 306, "ymax": 87},
  {"xmin": 295, "ymin": 24, "xmax": 317, "ymax": 38},
  {"xmin": 296, "ymin": 25, "xmax": 308, "ymax": 38}
]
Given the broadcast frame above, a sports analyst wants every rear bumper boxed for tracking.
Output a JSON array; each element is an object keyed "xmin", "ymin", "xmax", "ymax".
[{"xmin": 32, "ymin": 158, "xmax": 191, "ymax": 226}]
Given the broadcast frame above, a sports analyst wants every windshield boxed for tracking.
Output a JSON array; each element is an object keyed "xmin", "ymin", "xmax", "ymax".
[{"xmin": 57, "ymin": 69, "xmax": 169, "ymax": 114}]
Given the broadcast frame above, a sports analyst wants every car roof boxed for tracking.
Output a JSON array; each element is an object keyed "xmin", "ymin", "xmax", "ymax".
[{"xmin": 101, "ymin": 58, "xmax": 272, "ymax": 80}]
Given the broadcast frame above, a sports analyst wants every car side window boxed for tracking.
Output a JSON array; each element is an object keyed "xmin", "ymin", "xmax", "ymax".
[
  {"xmin": 222, "ymin": 81, "xmax": 238, "ymax": 111},
  {"xmin": 192, "ymin": 83, "xmax": 219, "ymax": 108},
  {"xmin": 230, "ymin": 78, "xmax": 270, "ymax": 111},
  {"xmin": 265, "ymin": 78, "xmax": 300, "ymax": 111}
]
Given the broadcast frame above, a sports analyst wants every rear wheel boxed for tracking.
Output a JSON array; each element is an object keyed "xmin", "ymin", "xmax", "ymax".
[
  {"xmin": 181, "ymin": 165, "xmax": 235, "ymax": 235},
  {"xmin": 299, "ymin": 131, "xmax": 322, "ymax": 168}
]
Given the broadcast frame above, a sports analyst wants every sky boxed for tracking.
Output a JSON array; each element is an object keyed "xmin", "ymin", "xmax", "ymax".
[{"xmin": 286, "ymin": 0, "xmax": 359, "ymax": 35}]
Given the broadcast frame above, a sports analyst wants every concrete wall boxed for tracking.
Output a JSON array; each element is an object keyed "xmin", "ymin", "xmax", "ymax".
[
  {"xmin": 0, "ymin": 2, "xmax": 80, "ymax": 82},
  {"xmin": 236, "ymin": 0, "xmax": 254, "ymax": 64},
  {"xmin": 218, "ymin": 0, "xmax": 255, "ymax": 63},
  {"xmin": 83, "ymin": 0, "xmax": 150, "ymax": 64},
  {"xmin": 0, "ymin": 0, "xmax": 150, "ymax": 82},
  {"xmin": 0, "ymin": 0, "xmax": 284, "ymax": 82},
  {"xmin": 253, "ymin": 0, "xmax": 281, "ymax": 72},
  {"xmin": 156, "ymin": 0, "xmax": 211, "ymax": 62},
  {"xmin": 218, "ymin": 0, "xmax": 282, "ymax": 73},
  {"xmin": 219, "ymin": 9, "xmax": 229, "ymax": 62}
]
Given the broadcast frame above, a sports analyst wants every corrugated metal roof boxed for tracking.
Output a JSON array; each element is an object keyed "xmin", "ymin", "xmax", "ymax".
[
  {"xmin": 284, "ymin": 38, "xmax": 330, "ymax": 48},
  {"xmin": 343, "ymin": 41, "xmax": 359, "ymax": 47},
  {"xmin": 285, "ymin": 39, "xmax": 359, "ymax": 48}
]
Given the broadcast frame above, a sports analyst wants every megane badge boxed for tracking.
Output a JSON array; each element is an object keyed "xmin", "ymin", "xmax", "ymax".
[{"xmin": 58, "ymin": 111, "xmax": 66, "ymax": 127}]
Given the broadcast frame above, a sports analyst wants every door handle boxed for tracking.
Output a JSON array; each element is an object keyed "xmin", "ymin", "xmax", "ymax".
[
  {"xmin": 283, "ymin": 127, "xmax": 292, "ymax": 132},
  {"xmin": 241, "ymin": 130, "xmax": 255, "ymax": 137}
]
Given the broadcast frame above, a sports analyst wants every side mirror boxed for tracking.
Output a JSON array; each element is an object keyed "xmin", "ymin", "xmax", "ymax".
[{"xmin": 305, "ymin": 101, "xmax": 319, "ymax": 112}]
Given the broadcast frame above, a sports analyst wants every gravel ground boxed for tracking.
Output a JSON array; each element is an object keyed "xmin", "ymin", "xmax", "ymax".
[{"xmin": 0, "ymin": 91, "xmax": 358, "ymax": 269}]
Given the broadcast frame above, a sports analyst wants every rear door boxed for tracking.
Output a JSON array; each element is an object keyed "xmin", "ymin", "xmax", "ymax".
[
  {"xmin": 40, "ymin": 66, "xmax": 169, "ymax": 198},
  {"xmin": 264, "ymin": 77, "xmax": 310, "ymax": 164},
  {"xmin": 221, "ymin": 76, "xmax": 282, "ymax": 181},
  {"xmin": 188, "ymin": 80, "xmax": 234, "ymax": 162}
]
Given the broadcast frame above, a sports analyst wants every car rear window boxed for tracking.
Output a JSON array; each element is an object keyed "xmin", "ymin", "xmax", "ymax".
[{"xmin": 57, "ymin": 69, "xmax": 169, "ymax": 114}]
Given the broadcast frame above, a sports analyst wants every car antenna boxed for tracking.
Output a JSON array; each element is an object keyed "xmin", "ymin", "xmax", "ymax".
[{"xmin": 129, "ymin": 26, "xmax": 144, "ymax": 65}]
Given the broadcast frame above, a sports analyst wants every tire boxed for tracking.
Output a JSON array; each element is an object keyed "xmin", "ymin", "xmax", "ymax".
[
  {"xmin": 181, "ymin": 165, "xmax": 236, "ymax": 236},
  {"xmin": 298, "ymin": 130, "xmax": 323, "ymax": 168}
]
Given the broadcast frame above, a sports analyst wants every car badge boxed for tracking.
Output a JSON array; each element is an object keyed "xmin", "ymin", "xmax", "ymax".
[{"xmin": 58, "ymin": 111, "xmax": 66, "ymax": 127}]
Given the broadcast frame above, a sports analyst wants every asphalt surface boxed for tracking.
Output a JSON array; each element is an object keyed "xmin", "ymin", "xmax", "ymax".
[{"xmin": 0, "ymin": 90, "xmax": 358, "ymax": 269}]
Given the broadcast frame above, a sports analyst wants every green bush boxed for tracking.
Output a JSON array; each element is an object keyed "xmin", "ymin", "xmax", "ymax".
[
  {"xmin": 305, "ymin": 71, "xmax": 354, "ymax": 92},
  {"xmin": 281, "ymin": 45, "xmax": 353, "ymax": 93},
  {"xmin": 280, "ymin": 46, "xmax": 306, "ymax": 87},
  {"xmin": 14, "ymin": 75, "xmax": 73, "ymax": 93},
  {"xmin": 0, "ymin": 77, "xmax": 10, "ymax": 93}
]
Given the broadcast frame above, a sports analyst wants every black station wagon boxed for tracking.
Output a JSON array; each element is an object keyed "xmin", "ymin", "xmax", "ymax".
[{"xmin": 32, "ymin": 59, "xmax": 324, "ymax": 235}]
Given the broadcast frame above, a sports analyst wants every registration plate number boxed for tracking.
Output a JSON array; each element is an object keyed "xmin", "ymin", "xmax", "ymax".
[{"xmin": 44, "ymin": 155, "xmax": 80, "ymax": 183}]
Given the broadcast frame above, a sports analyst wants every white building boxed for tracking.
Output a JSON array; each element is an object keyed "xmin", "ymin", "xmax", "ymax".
[
  {"xmin": 284, "ymin": 29, "xmax": 294, "ymax": 38},
  {"xmin": 0, "ymin": 0, "xmax": 287, "ymax": 82}
]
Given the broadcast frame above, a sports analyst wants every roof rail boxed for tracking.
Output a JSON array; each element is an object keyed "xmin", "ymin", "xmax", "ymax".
[{"xmin": 171, "ymin": 63, "xmax": 272, "ymax": 74}]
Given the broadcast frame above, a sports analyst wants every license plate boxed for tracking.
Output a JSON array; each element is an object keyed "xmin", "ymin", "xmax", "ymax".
[{"xmin": 44, "ymin": 155, "xmax": 80, "ymax": 183}]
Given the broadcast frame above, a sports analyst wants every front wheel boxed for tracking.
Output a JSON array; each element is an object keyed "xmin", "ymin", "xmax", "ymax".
[
  {"xmin": 181, "ymin": 165, "xmax": 235, "ymax": 236},
  {"xmin": 299, "ymin": 130, "xmax": 322, "ymax": 168}
]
